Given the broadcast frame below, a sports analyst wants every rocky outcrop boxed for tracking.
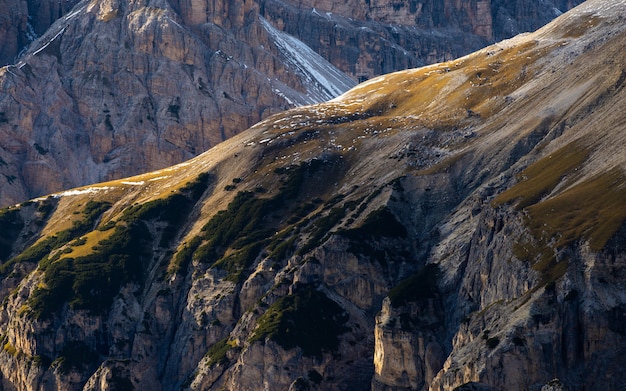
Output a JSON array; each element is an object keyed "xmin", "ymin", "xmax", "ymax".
[
  {"xmin": 0, "ymin": 0, "xmax": 81, "ymax": 66},
  {"xmin": 261, "ymin": 0, "xmax": 584, "ymax": 79}
]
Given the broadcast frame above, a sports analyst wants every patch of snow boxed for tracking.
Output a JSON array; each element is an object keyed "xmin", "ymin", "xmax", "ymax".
[
  {"xmin": 64, "ymin": 4, "xmax": 86, "ymax": 21},
  {"xmin": 32, "ymin": 26, "xmax": 67, "ymax": 56},
  {"xmin": 165, "ymin": 16, "xmax": 184, "ymax": 30},
  {"xmin": 121, "ymin": 181, "xmax": 145, "ymax": 186},
  {"xmin": 272, "ymin": 87, "xmax": 295, "ymax": 105},
  {"xmin": 259, "ymin": 16, "xmax": 356, "ymax": 103},
  {"xmin": 54, "ymin": 187, "xmax": 114, "ymax": 198}
]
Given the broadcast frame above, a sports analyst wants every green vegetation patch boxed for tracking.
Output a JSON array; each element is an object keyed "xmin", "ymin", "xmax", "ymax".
[
  {"xmin": 204, "ymin": 337, "xmax": 235, "ymax": 368},
  {"xmin": 0, "ymin": 200, "xmax": 110, "ymax": 278},
  {"xmin": 388, "ymin": 264, "xmax": 439, "ymax": 308},
  {"xmin": 296, "ymin": 206, "xmax": 346, "ymax": 256},
  {"xmin": 250, "ymin": 284, "xmax": 349, "ymax": 357},
  {"xmin": 122, "ymin": 172, "xmax": 210, "ymax": 248},
  {"xmin": 26, "ymin": 173, "xmax": 210, "ymax": 319},
  {"xmin": 29, "ymin": 221, "xmax": 151, "ymax": 318},
  {"xmin": 167, "ymin": 236, "xmax": 202, "ymax": 277},
  {"xmin": 212, "ymin": 241, "xmax": 266, "ymax": 283},
  {"xmin": 176, "ymin": 159, "xmax": 345, "ymax": 281}
]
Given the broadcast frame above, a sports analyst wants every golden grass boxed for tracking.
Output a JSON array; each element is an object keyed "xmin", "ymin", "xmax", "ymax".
[
  {"xmin": 341, "ymin": 40, "xmax": 557, "ymax": 129},
  {"xmin": 58, "ymin": 228, "xmax": 115, "ymax": 260},
  {"xmin": 527, "ymin": 168, "xmax": 626, "ymax": 251},
  {"xmin": 493, "ymin": 142, "xmax": 589, "ymax": 209},
  {"xmin": 556, "ymin": 14, "xmax": 602, "ymax": 39}
]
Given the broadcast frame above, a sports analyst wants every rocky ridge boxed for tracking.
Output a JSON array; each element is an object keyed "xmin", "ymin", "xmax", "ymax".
[
  {"xmin": 0, "ymin": 0, "xmax": 584, "ymax": 208},
  {"xmin": 0, "ymin": 0, "xmax": 625, "ymax": 390}
]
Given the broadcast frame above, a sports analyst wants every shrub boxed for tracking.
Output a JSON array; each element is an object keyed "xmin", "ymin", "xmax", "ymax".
[
  {"xmin": 204, "ymin": 338, "xmax": 232, "ymax": 367},
  {"xmin": 250, "ymin": 284, "xmax": 349, "ymax": 357},
  {"xmin": 388, "ymin": 264, "xmax": 439, "ymax": 308},
  {"xmin": 28, "ymin": 220, "xmax": 152, "ymax": 319},
  {"xmin": 213, "ymin": 241, "xmax": 266, "ymax": 283},
  {"xmin": 297, "ymin": 207, "xmax": 345, "ymax": 256},
  {"xmin": 3, "ymin": 201, "xmax": 112, "ymax": 278},
  {"xmin": 167, "ymin": 236, "xmax": 202, "ymax": 277}
]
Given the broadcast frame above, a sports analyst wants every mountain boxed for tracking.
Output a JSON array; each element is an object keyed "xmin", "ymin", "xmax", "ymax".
[
  {"xmin": 1, "ymin": 0, "xmax": 625, "ymax": 389},
  {"xmin": 0, "ymin": 0, "xmax": 584, "ymax": 208},
  {"xmin": 0, "ymin": 0, "xmax": 356, "ymax": 208}
]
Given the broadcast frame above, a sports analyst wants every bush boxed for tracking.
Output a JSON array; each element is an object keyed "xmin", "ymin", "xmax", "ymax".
[
  {"xmin": 250, "ymin": 284, "xmax": 349, "ymax": 357},
  {"xmin": 29, "ymin": 221, "xmax": 151, "ymax": 319},
  {"xmin": 388, "ymin": 264, "xmax": 439, "ymax": 308},
  {"xmin": 204, "ymin": 338, "xmax": 232, "ymax": 367}
]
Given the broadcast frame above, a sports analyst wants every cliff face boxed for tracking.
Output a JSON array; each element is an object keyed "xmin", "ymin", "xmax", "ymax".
[
  {"xmin": 0, "ymin": 0, "xmax": 583, "ymax": 208},
  {"xmin": 0, "ymin": 1, "xmax": 625, "ymax": 390},
  {"xmin": 259, "ymin": 0, "xmax": 585, "ymax": 79},
  {"xmin": 0, "ymin": 0, "xmax": 81, "ymax": 66},
  {"xmin": 0, "ymin": 0, "xmax": 355, "ymax": 207}
]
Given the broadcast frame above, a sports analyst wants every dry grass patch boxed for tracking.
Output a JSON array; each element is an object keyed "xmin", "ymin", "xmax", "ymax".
[
  {"xmin": 527, "ymin": 168, "xmax": 626, "ymax": 251},
  {"xmin": 493, "ymin": 141, "xmax": 589, "ymax": 209}
]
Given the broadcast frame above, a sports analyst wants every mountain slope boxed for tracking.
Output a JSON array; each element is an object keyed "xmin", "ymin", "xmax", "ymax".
[
  {"xmin": 0, "ymin": 0, "xmax": 356, "ymax": 208},
  {"xmin": 0, "ymin": 0, "xmax": 625, "ymax": 389},
  {"xmin": 0, "ymin": 0, "xmax": 584, "ymax": 208}
]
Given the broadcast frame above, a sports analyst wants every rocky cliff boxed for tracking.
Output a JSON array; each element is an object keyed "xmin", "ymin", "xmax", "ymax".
[
  {"xmin": 0, "ymin": 0, "xmax": 355, "ymax": 207},
  {"xmin": 0, "ymin": 0, "xmax": 625, "ymax": 390},
  {"xmin": 0, "ymin": 0, "xmax": 583, "ymax": 208}
]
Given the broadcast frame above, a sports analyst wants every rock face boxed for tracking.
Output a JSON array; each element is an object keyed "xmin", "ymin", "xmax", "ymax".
[
  {"xmin": 0, "ymin": 0, "xmax": 355, "ymax": 207},
  {"xmin": 0, "ymin": 1, "xmax": 625, "ymax": 390},
  {"xmin": 0, "ymin": 0, "xmax": 81, "ymax": 66},
  {"xmin": 260, "ymin": 0, "xmax": 585, "ymax": 79},
  {"xmin": 0, "ymin": 0, "xmax": 583, "ymax": 208}
]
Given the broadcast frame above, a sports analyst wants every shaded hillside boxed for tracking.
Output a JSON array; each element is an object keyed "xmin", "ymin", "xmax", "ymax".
[{"xmin": 0, "ymin": 0, "xmax": 625, "ymax": 390}]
